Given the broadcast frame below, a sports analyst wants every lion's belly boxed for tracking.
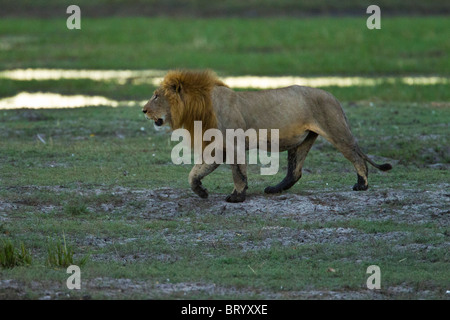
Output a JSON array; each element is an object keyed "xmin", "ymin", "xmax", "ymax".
[
  {"xmin": 247, "ymin": 128, "xmax": 309, "ymax": 152},
  {"xmin": 277, "ymin": 130, "xmax": 309, "ymax": 152}
]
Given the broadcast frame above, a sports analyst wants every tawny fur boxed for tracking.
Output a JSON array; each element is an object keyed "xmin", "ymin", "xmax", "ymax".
[{"xmin": 142, "ymin": 69, "xmax": 391, "ymax": 202}]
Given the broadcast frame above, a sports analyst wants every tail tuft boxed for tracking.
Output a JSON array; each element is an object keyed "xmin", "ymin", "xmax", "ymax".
[
  {"xmin": 356, "ymin": 146, "xmax": 393, "ymax": 172},
  {"xmin": 378, "ymin": 163, "xmax": 392, "ymax": 171}
]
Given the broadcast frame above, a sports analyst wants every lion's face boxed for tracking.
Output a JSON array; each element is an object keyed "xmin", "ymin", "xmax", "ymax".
[{"xmin": 142, "ymin": 89, "xmax": 171, "ymax": 128}]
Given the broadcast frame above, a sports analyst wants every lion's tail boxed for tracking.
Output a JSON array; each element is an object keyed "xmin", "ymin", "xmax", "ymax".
[{"xmin": 357, "ymin": 147, "xmax": 392, "ymax": 171}]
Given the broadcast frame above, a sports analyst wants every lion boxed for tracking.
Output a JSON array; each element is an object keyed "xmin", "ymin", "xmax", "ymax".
[{"xmin": 143, "ymin": 69, "xmax": 392, "ymax": 203}]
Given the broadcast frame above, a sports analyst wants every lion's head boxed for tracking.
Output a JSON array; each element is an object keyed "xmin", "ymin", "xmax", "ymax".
[
  {"xmin": 143, "ymin": 69, "xmax": 228, "ymax": 142},
  {"xmin": 142, "ymin": 88, "xmax": 172, "ymax": 129}
]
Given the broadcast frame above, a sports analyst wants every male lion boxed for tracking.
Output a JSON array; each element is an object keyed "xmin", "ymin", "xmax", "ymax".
[{"xmin": 143, "ymin": 70, "xmax": 392, "ymax": 203}]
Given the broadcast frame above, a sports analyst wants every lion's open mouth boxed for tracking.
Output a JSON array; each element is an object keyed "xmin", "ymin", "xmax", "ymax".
[{"xmin": 155, "ymin": 118, "xmax": 164, "ymax": 126}]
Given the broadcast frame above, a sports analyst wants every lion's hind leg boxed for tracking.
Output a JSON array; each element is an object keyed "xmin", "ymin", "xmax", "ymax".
[
  {"xmin": 320, "ymin": 131, "xmax": 369, "ymax": 191},
  {"xmin": 335, "ymin": 145, "xmax": 369, "ymax": 191},
  {"xmin": 264, "ymin": 131, "xmax": 318, "ymax": 194}
]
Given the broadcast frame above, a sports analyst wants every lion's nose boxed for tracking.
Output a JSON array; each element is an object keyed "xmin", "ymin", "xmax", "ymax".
[{"xmin": 142, "ymin": 109, "xmax": 147, "ymax": 113}]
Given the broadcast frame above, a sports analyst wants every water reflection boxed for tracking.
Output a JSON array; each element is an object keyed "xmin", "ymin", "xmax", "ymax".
[
  {"xmin": 0, "ymin": 68, "xmax": 165, "ymax": 83},
  {"xmin": 224, "ymin": 76, "xmax": 449, "ymax": 89},
  {"xmin": 1, "ymin": 68, "xmax": 447, "ymax": 88},
  {"xmin": 0, "ymin": 69, "xmax": 448, "ymax": 109},
  {"xmin": 0, "ymin": 92, "xmax": 141, "ymax": 109}
]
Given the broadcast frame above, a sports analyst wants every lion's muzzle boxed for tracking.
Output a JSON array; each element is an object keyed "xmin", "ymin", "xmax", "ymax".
[{"xmin": 142, "ymin": 108, "xmax": 164, "ymax": 126}]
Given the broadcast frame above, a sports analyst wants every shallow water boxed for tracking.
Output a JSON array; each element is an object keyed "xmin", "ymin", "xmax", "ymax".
[
  {"xmin": 0, "ymin": 68, "xmax": 165, "ymax": 83},
  {"xmin": 0, "ymin": 92, "xmax": 142, "ymax": 109},
  {"xmin": 0, "ymin": 68, "xmax": 447, "ymax": 109},
  {"xmin": 2, "ymin": 68, "xmax": 448, "ymax": 87}
]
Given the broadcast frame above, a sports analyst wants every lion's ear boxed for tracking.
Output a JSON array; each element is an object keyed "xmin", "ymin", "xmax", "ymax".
[{"xmin": 171, "ymin": 83, "xmax": 182, "ymax": 94}]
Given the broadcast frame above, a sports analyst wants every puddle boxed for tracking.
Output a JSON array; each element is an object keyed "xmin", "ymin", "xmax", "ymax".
[
  {"xmin": 0, "ymin": 68, "xmax": 165, "ymax": 83},
  {"xmin": 0, "ymin": 92, "xmax": 142, "ymax": 109},
  {"xmin": 0, "ymin": 68, "xmax": 448, "ymax": 109},
  {"xmin": 1, "ymin": 68, "xmax": 448, "ymax": 88},
  {"xmin": 223, "ymin": 75, "xmax": 449, "ymax": 89}
]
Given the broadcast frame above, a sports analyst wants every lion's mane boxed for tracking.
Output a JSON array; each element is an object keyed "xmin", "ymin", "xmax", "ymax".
[{"xmin": 160, "ymin": 69, "xmax": 228, "ymax": 147}]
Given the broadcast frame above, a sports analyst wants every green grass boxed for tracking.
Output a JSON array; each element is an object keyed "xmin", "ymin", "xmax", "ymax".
[
  {"xmin": 46, "ymin": 234, "xmax": 89, "ymax": 268},
  {"xmin": 1, "ymin": 17, "xmax": 449, "ymax": 75},
  {"xmin": 0, "ymin": 240, "xmax": 32, "ymax": 268}
]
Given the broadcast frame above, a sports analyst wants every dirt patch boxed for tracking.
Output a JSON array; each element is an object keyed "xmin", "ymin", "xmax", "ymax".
[
  {"xmin": 2, "ymin": 184, "xmax": 448, "ymax": 241},
  {"xmin": 2, "ymin": 183, "xmax": 449, "ymax": 232},
  {"xmin": 130, "ymin": 185, "xmax": 449, "ymax": 226},
  {"xmin": 0, "ymin": 277, "xmax": 441, "ymax": 300},
  {"xmin": 1, "ymin": 184, "xmax": 448, "ymax": 299}
]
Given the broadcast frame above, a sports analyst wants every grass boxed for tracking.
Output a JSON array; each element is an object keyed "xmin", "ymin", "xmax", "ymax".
[
  {"xmin": 0, "ymin": 17, "xmax": 449, "ymax": 75},
  {"xmin": 64, "ymin": 199, "xmax": 90, "ymax": 216},
  {"xmin": 46, "ymin": 234, "xmax": 89, "ymax": 268},
  {"xmin": 0, "ymin": 240, "xmax": 32, "ymax": 268}
]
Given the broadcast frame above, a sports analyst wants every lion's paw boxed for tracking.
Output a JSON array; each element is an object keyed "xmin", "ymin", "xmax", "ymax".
[
  {"xmin": 352, "ymin": 183, "xmax": 368, "ymax": 191},
  {"xmin": 225, "ymin": 190, "xmax": 246, "ymax": 203},
  {"xmin": 193, "ymin": 185, "xmax": 209, "ymax": 198},
  {"xmin": 264, "ymin": 186, "xmax": 282, "ymax": 194}
]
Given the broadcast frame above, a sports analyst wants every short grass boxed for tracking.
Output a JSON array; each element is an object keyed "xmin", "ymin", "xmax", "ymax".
[
  {"xmin": 1, "ymin": 17, "xmax": 449, "ymax": 75},
  {"xmin": 0, "ymin": 240, "xmax": 32, "ymax": 268}
]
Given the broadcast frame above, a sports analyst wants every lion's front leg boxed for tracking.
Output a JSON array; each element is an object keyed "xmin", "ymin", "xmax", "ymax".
[
  {"xmin": 188, "ymin": 163, "xmax": 220, "ymax": 199},
  {"xmin": 226, "ymin": 164, "xmax": 248, "ymax": 203}
]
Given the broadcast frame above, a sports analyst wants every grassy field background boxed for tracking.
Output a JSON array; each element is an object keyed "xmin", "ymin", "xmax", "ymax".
[
  {"xmin": 0, "ymin": 2, "xmax": 449, "ymax": 300},
  {"xmin": 1, "ymin": 16, "xmax": 449, "ymax": 75}
]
